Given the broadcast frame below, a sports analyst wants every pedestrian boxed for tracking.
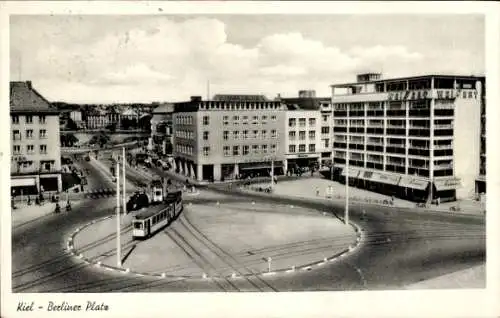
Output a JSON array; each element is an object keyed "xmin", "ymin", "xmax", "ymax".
[{"xmin": 316, "ymin": 187, "xmax": 320, "ymax": 196}]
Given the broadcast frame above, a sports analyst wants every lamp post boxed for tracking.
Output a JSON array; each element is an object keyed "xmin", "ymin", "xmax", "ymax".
[
  {"xmin": 122, "ymin": 147, "xmax": 126, "ymax": 215},
  {"xmin": 116, "ymin": 161, "xmax": 122, "ymax": 267},
  {"xmin": 345, "ymin": 114, "xmax": 350, "ymax": 226}
]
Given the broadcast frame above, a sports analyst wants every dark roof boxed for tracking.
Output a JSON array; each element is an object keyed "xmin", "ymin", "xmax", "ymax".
[
  {"xmin": 10, "ymin": 81, "xmax": 59, "ymax": 114},
  {"xmin": 331, "ymin": 74, "xmax": 486, "ymax": 88},
  {"xmin": 282, "ymin": 97, "xmax": 331, "ymax": 111}
]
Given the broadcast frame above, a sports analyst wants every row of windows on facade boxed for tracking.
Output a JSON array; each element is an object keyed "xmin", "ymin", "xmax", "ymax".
[
  {"xmin": 198, "ymin": 102, "xmax": 282, "ymax": 111},
  {"xmin": 333, "ymin": 136, "xmax": 452, "ymax": 145},
  {"xmin": 332, "ymin": 119, "xmax": 453, "ymax": 126},
  {"xmin": 13, "ymin": 144, "xmax": 48, "ymax": 154},
  {"xmin": 175, "ymin": 130, "xmax": 279, "ymax": 140},
  {"xmin": 175, "ymin": 115, "xmax": 279, "ymax": 126},
  {"xmin": 176, "ymin": 144, "xmax": 278, "ymax": 156},
  {"xmin": 288, "ymin": 144, "xmax": 316, "ymax": 153},
  {"xmin": 333, "ymin": 100, "xmax": 455, "ymax": 111},
  {"xmin": 11, "ymin": 115, "xmax": 48, "ymax": 125},
  {"xmin": 288, "ymin": 131, "xmax": 318, "ymax": 140},
  {"xmin": 12, "ymin": 129, "xmax": 48, "ymax": 140},
  {"xmin": 333, "ymin": 153, "xmax": 452, "ymax": 167},
  {"xmin": 288, "ymin": 118, "xmax": 317, "ymax": 127}
]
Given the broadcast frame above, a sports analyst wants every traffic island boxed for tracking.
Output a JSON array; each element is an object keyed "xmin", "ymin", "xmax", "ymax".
[{"xmin": 68, "ymin": 201, "xmax": 363, "ymax": 281}]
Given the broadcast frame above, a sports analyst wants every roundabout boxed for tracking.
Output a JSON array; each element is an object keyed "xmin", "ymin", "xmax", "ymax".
[{"xmin": 69, "ymin": 202, "xmax": 362, "ymax": 287}]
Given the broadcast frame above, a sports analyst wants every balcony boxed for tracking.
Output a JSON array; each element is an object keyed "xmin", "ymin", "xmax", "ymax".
[
  {"xmin": 434, "ymin": 163, "xmax": 453, "ymax": 170},
  {"xmin": 434, "ymin": 124, "xmax": 453, "ymax": 129}
]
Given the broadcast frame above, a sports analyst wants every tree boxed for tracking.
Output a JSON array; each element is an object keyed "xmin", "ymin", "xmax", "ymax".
[
  {"xmin": 65, "ymin": 118, "xmax": 78, "ymax": 131},
  {"xmin": 60, "ymin": 133, "xmax": 79, "ymax": 147},
  {"xmin": 89, "ymin": 132, "xmax": 110, "ymax": 148},
  {"xmin": 105, "ymin": 123, "xmax": 117, "ymax": 132}
]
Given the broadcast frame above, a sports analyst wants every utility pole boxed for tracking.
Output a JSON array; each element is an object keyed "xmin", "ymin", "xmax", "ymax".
[
  {"xmin": 116, "ymin": 162, "xmax": 122, "ymax": 267},
  {"xmin": 122, "ymin": 147, "xmax": 126, "ymax": 215}
]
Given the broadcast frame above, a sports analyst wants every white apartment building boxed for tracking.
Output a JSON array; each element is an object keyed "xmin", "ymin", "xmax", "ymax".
[{"xmin": 330, "ymin": 73, "xmax": 485, "ymax": 203}]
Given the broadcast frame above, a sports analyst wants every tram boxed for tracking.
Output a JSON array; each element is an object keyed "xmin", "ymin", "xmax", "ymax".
[{"xmin": 132, "ymin": 190, "xmax": 183, "ymax": 240}]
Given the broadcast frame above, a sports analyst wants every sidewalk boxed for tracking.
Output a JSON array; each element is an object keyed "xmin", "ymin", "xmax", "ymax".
[
  {"xmin": 12, "ymin": 200, "xmax": 78, "ymax": 229},
  {"xmin": 245, "ymin": 178, "xmax": 484, "ymax": 216},
  {"xmin": 405, "ymin": 264, "xmax": 485, "ymax": 289}
]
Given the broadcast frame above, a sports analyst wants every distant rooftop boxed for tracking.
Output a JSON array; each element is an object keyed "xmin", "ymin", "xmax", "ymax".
[
  {"xmin": 153, "ymin": 103, "xmax": 174, "ymax": 114},
  {"xmin": 10, "ymin": 81, "xmax": 59, "ymax": 114}
]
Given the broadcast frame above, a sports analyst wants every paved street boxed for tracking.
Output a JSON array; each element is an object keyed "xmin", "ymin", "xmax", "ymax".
[{"xmin": 11, "ymin": 161, "xmax": 485, "ymax": 292}]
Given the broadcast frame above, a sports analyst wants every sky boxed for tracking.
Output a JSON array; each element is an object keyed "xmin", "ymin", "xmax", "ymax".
[{"xmin": 10, "ymin": 15, "xmax": 484, "ymax": 103}]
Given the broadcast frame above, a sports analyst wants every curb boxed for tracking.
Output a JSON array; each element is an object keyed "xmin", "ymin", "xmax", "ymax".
[{"xmin": 67, "ymin": 203, "xmax": 364, "ymax": 280}]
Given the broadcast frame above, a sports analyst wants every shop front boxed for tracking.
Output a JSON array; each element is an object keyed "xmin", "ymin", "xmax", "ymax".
[
  {"xmin": 434, "ymin": 177, "xmax": 460, "ymax": 202},
  {"xmin": 398, "ymin": 175, "xmax": 429, "ymax": 202},
  {"xmin": 11, "ymin": 177, "xmax": 38, "ymax": 196},
  {"xmin": 239, "ymin": 161, "xmax": 284, "ymax": 179},
  {"xmin": 475, "ymin": 175, "xmax": 486, "ymax": 195},
  {"xmin": 341, "ymin": 167, "xmax": 360, "ymax": 186}
]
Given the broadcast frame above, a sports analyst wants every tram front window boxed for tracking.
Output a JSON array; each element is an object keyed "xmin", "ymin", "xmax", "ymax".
[{"xmin": 134, "ymin": 221, "xmax": 143, "ymax": 229}]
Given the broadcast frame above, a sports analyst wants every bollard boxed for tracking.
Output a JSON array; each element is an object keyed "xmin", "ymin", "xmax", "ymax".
[
  {"xmin": 324, "ymin": 258, "xmax": 327, "ymax": 262},
  {"xmin": 292, "ymin": 266, "xmax": 295, "ymax": 271},
  {"xmin": 161, "ymin": 273, "xmax": 166, "ymax": 278},
  {"xmin": 216, "ymin": 201, "xmax": 220, "ymax": 206},
  {"xmin": 252, "ymin": 201, "xmax": 255, "ymax": 205},
  {"xmin": 232, "ymin": 272, "xmax": 237, "ymax": 278},
  {"xmin": 126, "ymin": 268, "xmax": 130, "ymax": 273},
  {"xmin": 202, "ymin": 273, "xmax": 207, "ymax": 279}
]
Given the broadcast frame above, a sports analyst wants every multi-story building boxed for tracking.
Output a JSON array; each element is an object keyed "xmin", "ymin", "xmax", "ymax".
[
  {"xmin": 173, "ymin": 95, "xmax": 286, "ymax": 182},
  {"xmin": 281, "ymin": 90, "xmax": 332, "ymax": 173},
  {"xmin": 10, "ymin": 81, "xmax": 62, "ymax": 195},
  {"xmin": 476, "ymin": 93, "xmax": 486, "ymax": 195},
  {"xmin": 330, "ymin": 73, "xmax": 485, "ymax": 203},
  {"xmin": 150, "ymin": 103, "xmax": 174, "ymax": 155}
]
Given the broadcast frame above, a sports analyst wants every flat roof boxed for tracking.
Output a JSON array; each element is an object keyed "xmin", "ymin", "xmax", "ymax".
[{"xmin": 331, "ymin": 74, "xmax": 485, "ymax": 88}]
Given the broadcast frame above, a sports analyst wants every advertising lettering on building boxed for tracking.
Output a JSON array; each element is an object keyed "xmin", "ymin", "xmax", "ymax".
[{"xmin": 388, "ymin": 89, "xmax": 478, "ymax": 101}]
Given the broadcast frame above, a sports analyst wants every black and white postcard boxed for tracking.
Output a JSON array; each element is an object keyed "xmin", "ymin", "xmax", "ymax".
[{"xmin": 1, "ymin": 2, "xmax": 499, "ymax": 318}]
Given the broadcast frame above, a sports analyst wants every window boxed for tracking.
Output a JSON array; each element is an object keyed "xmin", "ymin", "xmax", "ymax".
[
  {"xmin": 262, "ymin": 130, "xmax": 267, "ymax": 139},
  {"xmin": 26, "ymin": 116, "xmax": 33, "ymax": 124},
  {"xmin": 324, "ymin": 139, "xmax": 330, "ymax": 148},
  {"xmin": 299, "ymin": 118, "xmax": 306, "ymax": 127},
  {"xmin": 322, "ymin": 115, "xmax": 329, "ymax": 122},
  {"xmin": 12, "ymin": 116, "xmax": 19, "ymax": 124},
  {"xmin": 321, "ymin": 127, "xmax": 330, "ymax": 134},
  {"xmin": 203, "ymin": 131, "xmax": 209, "ymax": 140},
  {"xmin": 252, "ymin": 144, "xmax": 259, "ymax": 154},
  {"xmin": 233, "ymin": 115, "xmax": 239, "ymax": 121},
  {"xmin": 39, "ymin": 115, "xmax": 46, "ymax": 124},
  {"xmin": 271, "ymin": 144, "xmax": 277, "ymax": 153},
  {"xmin": 271, "ymin": 130, "xmax": 277, "ymax": 138},
  {"xmin": 13, "ymin": 145, "xmax": 21, "ymax": 154},
  {"xmin": 203, "ymin": 116, "xmax": 209, "ymax": 125},
  {"xmin": 309, "ymin": 118, "xmax": 316, "ymax": 126},
  {"xmin": 223, "ymin": 146, "xmax": 230, "ymax": 156},
  {"xmin": 262, "ymin": 144, "xmax": 268, "ymax": 154},
  {"xmin": 253, "ymin": 130, "xmax": 258, "ymax": 139},
  {"xmin": 203, "ymin": 147, "xmax": 210, "ymax": 156},
  {"xmin": 243, "ymin": 130, "xmax": 248, "ymax": 140},
  {"xmin": 26, "ymin": 129, "xmax": 33, "ymax": 139},
  {"xmin": 309, "ymin": 144, "xmax": 316, "ymax": 152},
  {"xmin": 223, "ymin": 116, "xmax": 229, "ymax": 125},
  {"xmin": 299, "ymin": 144, "xmax": 306, "ymax": 152},
  {"xmin": 262, "ymin": 115, "xmax": 267, "ymax": 121},
  {"xmin": 289, "ymin": 131, "xmax": 296, "ymax": 140},
  {"xmin": 289, "ymin": 118, "xmax": 296, "ymax": 127},
  {"xmin": 27, "ymin": 145, "xmax": 34, "ymax": 154},
  {"xmin": 233, "ymin": 131, "xmax": 239, "ymax": 139},
  {"xmin": 271, "ymin": 115, "xmax": 277, "ymax": 121},
  {"xmin": 233, "ymin": 145, "xmax": 240, "ymax": 156},
  {"xmin": 289, "ymin": 145, "xmax": 296, "ymax": 153},
  {"xmin": 299, "ymin": 131, "xmax": 306, "ymax": 140},
  {"xmin": 309, "ymin": 131, "xmax": 315, "ymax": 140},
  {"xmin": 13, "ymin": 130, "xmax": 21, "ymax": 141},
  {"xmin": 223, "ymin": 131, "xmax": 229, "ymax": 140},
  {"xmin": 243, "ymin": 145, "xmax": 249, "ymax": 155},
  {"xmin": 40, "ymin": 145, "xmax": 47, "ymax": 154}
]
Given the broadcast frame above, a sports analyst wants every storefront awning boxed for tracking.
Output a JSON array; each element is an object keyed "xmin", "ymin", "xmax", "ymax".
[
  {"xmin": 370, "ymin": 172, "xmax": 401, "ymax": 185},
  {"xmin": 11, "ymin": 177, "xmax": 36, "ymax": 187},
  {"xmin": 341, "ymin": 168, "xmax": 360, "ymax": 178},
  {"xmin": 399, "ymin": 176, "xmax": 429, "ymax": 190},
  {"xmin": 434, "ymin": 177, "xmax": 461, "ymax": 191}
]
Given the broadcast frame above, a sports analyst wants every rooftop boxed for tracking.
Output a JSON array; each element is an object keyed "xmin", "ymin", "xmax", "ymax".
[
  {"xmin": 331, "ymin": 74, "xmax": 485, "ymax": 88},
  {"xmin": 10, "ymin": 81, "xmax": 59, "ymax": 114},
  {"xmin": 281, "ymin": 97, "xmax": 331, "ymax": 111},
  {"xmin": 153, "ymin": 103, "xmax": 174, "ymax": 114}
]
